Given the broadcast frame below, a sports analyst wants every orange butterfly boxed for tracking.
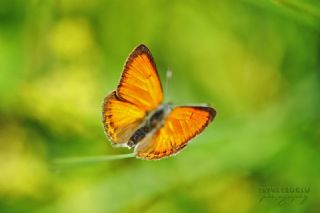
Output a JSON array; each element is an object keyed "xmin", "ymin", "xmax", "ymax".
[{"xmin": 102, "ymin": 44, "xmax": 216, "ymax": 160}]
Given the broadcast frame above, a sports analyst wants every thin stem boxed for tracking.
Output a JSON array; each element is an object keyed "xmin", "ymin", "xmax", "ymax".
[{"xmin": 52, "ymin": 153, "xmax": 135, "ymax": 165}]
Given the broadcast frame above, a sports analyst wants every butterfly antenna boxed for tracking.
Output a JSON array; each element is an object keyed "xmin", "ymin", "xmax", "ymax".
[{"xmin": 165, "ymin": 69, "xmax": 172, "ymax": 102}]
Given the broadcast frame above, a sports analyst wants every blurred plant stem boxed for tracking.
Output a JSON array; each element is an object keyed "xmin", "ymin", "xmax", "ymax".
[
  {"xmin": 274, "ymin": 0, "xmax": 320, "ymax": 19},
  {"xmin": 53, "ymin": 153, "xmax": 135, "ymax": 165}
]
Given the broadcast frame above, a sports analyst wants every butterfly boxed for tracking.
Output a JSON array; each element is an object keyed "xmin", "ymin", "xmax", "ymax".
[{"xmin": 102, "ymin": 44, "xmax": 216, "ymax": 160}]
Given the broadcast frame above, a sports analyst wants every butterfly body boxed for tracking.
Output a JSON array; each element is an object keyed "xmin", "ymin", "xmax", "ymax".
[
  {"xmin": 103, "ymin": 44, "xmax": 216, "ymax": 160},
  {"xmin": 127, "ymin": 103, "xmax": 171, "ymax": 147}
]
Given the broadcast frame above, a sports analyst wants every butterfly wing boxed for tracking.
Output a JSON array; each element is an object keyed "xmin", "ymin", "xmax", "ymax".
[
  {"xmin": 103, "ymin": 91, "xmax": 146, "ymax": 145},
  {"xmin": 135, "ymin": 106, "xmax": 216, "ymax": 159},
  {"xmin": 103, "ymin": 44, "xmax": 163, "ymax": 145},
  {"xmin": 117, "ymin": 44, "xmax": 163, "ymax": 111}
]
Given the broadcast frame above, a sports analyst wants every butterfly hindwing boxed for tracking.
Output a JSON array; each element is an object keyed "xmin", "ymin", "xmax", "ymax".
[
  {"xmin": 103, "ymin": 91, "xmax": 146, "ymax": 145},
  {"xmin": 135, "ymin": 106, "xmax": 216, "ymax": 159}
]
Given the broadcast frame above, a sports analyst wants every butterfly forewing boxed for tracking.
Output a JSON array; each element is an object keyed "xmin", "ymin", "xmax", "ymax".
[
  {"xmin": 117, "ymin": 44, "xmax": 163, "ymax": 111},
  {"xmin": 135, "ymin": 106, "xmax": 216, "ymax": 160},
  {"xmin": 103, "ymin": 45, "xmax": 163, "ymax": 146}
]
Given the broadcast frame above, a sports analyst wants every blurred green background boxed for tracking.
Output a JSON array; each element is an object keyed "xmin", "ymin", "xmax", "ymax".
[{"xmin": 1, "ymin": 0, "xmax": 320, "ymax": 212}]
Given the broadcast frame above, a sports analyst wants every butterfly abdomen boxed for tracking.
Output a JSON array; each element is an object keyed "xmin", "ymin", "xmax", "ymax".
[{"xmin": 128, "ymin": 126, "xmax": 150, "ymax": 147}]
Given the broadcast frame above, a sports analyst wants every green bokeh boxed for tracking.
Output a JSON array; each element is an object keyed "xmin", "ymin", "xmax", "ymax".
[{"xmin": 0, "ymin": 0, "xmax": 319, "ymax": 212}]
